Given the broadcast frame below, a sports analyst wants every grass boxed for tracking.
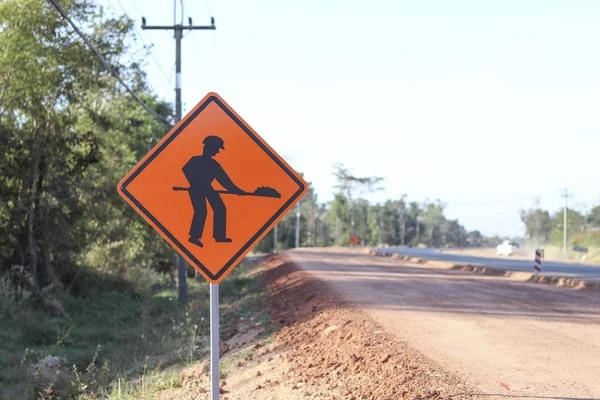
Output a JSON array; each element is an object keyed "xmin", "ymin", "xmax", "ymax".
[
  {"xmin": 0, "ymin": 256, "xmax": 271, "ymax": 399},
  {"xmin": 541, "ymin": 245, "xmax": 600, "ymax": 264},
  {"xmin": 105, "ymin": 371, "xmax": 183, "ymax": 400}
]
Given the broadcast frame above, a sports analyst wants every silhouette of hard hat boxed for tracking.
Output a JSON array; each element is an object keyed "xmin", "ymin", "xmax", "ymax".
[{"xmin": 203, "ymin": 135, "xmax": 225, "ymax": 150}]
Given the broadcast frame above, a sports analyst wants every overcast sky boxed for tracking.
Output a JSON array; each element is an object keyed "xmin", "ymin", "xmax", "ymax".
[{"xmin": 99, "ymin": 0, "xmax": 600, "ymax": 237}]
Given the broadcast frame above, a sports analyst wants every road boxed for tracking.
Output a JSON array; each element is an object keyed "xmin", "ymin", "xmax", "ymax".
[
  {"xmin": 383, "ymin": 247, "xmax": 600, "ymax": 280},
  {"xmin": 287, "ymin": 247, "xmax": 600, "ymax": 399}
]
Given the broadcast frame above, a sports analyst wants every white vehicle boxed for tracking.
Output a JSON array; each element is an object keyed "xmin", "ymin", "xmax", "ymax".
[{"xmin": 496, "ymin": 240, "xmax": 519, "ymax": 256}]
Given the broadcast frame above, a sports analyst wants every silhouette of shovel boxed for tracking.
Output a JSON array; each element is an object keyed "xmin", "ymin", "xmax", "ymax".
[{"xmin": 173, "ymin": 186, "xmax": 281, "ymax": 198}]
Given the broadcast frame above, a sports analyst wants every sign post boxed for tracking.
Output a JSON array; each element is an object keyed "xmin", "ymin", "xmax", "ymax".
[
  {"xmin": 210, "ymin": 283, "xmax": 219, "ymax": 399},
  {"xmin": 118, "ymin": 93, "xmax": 307, "ymax": 398}
]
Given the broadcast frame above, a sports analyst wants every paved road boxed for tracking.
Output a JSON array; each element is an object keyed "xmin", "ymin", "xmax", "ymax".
[
  {"xmin": 383, "ymin": 247, "xmax": 600, "ymax": 280},
  {"xmin": 287, "ymin": 248, "xmax": 600, "ymax": 399}
]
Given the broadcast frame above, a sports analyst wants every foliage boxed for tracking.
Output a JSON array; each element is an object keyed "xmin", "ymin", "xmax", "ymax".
[
  {"xmin": 588, "ymin": 206, "xmax": 600, "ymax": 227},
  {"xmin": 0, "ymin": 0, "xmax": 174, "ymax": 292},
  {"xmin": 519, "ymin": 200, "xmax": 600, "ymax": 255},
  {"xmin": 519, "ymin": 204, "xmax": 552, "ymax": 244},
  {"xmin": 550, "ymin": 209, "xmax": 586, "ymax": 244},
  {"xmin": 0, "ymin": 258, "xmax": 269, "ymax": 399},
  {"xmin": 256, "ymin": 170, "xmax": 485, "ymax": 250}
]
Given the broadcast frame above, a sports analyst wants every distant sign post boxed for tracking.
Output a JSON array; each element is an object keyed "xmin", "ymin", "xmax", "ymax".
[
  {"xmin": 350, "ymin": 235, "xmax": 360, "ymax": 246},
  {"xmin": 118, "ymin": 93, "xmax": 307, "ymax": 399}
]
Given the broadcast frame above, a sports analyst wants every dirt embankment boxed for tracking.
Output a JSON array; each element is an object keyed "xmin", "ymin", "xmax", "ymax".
[
  {"xmin": 262, "ymin": 255, "xmax": 477, "ymax": 400},
  {"xmin": 158, "ymin": 255, "xmax": 477, "ymax": 399}
]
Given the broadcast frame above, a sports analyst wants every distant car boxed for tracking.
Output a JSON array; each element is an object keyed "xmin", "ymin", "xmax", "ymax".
[{"xmin": 496, "ymin": 240, "xmax": 519, "ymax": 256}]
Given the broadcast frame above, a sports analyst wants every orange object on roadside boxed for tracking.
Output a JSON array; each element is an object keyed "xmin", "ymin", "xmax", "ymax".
[{"xmin": 118, "ymin": 93, "xmax": 307, "ymax": 283}]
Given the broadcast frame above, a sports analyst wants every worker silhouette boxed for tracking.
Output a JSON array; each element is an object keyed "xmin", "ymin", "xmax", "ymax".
[{"xmin": 182, "ymin": 135, "xmax": 246, "ymax": 248}]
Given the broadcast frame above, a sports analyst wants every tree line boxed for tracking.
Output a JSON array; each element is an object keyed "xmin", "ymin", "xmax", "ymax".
[
  {"xmin": 254, "ymin": 164, "xmax": 495, "ymax": 253},
  {"xmin": 520, "ymin": 201, "xmax": 600, "ymax": 248}
]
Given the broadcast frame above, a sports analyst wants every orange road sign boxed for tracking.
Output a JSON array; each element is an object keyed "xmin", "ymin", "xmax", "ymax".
[
  {"xmin": 118, "ymin": 93, "xmax": 307, "ymax": 283},
  {"xmin": 350, "ymin": 235, "xmax": 360, "ymax": 246}
]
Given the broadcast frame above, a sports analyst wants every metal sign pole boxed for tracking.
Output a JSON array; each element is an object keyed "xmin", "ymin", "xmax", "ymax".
[{"xmin": 210, "ymin": 283, "xmax": 220, "ymax": 399}]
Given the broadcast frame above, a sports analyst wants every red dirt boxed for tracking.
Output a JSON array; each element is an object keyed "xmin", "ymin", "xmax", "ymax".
[{"xmin": 260, "ymin": 254, "xmax": 477, "ymax": 400}]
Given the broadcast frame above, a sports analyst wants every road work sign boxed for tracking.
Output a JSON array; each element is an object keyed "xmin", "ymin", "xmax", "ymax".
[{"xmin": 118, "ymin": 93, "xmax": 307, "ymax": 283}]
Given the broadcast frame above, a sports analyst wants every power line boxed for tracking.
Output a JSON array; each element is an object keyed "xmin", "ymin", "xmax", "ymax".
[
  {"xmin": 103, "ymin": 0, "xmax": 141, "ymax": 64},
  {"xmin": 129, "ymin": 0, "xmax": 143, "ymax": 18},
  {"xmin": 448, "ymin": 196, "xmax": 533, "ymax": 207},
  {"xmin": 110, "ymin": 0, "xmax": 173, "ymax": 89},
  {"xmin": 47, "ymin": 0, "xmax": 170, "ymax": 129}
]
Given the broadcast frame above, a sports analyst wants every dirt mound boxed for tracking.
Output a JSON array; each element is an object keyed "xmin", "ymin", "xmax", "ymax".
[{"xmin": 261, "ymin": 255, "xmax": 477, "ymax": 400}]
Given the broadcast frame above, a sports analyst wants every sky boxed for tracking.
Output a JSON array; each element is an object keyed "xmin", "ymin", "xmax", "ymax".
[{"xmin": 99, "ymin": 0, "xmax": 600, "ymax": 237}]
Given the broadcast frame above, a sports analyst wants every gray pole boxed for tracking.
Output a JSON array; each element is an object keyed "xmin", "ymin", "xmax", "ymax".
[
  {"xmin": 563, "ymin": 189, "xmax": 569, "ymax": 256},
  {"xmin": 295, "ymin": 201, "xmax": 301, "ymax": 248},
  {"xmin": 142, "ymin": 14, "xmax": 215, "ymax": 303},
  {"xmin": 174, "ymin": 26, "xmax": 188, "ymax": 303},
  {"xmin": 350, "ymin": 203, "xmax": 355, "ymax": 236},
  {"xmin": 399, "ymin": 208, "xmax": 405, "ymax": 246},
  {"xmin": 416, "ymin": 218, "xmax": 420, "ymax": 245},
  {"xmin": 379, "ymin": 215, "xmax": 383, "ymax": 246},
  {"xmin": 273, "ymin": 223, "xmax": 278, "ymax": 253},
  {"xmin": 209, "ymin": 283, "xmax": 219, "ymax": 400}
]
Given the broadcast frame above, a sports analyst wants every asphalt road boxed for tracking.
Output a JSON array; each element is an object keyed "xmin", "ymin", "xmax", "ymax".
[
  {"xmin": 383, "ymin": 247, "xmax": 600, "ymax": 280},
  {"xmin": 287, "ymin": 248, "xmax": 600, "ymax": 399}
]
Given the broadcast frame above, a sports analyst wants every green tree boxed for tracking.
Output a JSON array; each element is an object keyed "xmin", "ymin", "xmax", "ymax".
[
  {"xmin": 519, "ymin": 204, "xmax": 552, "ymax": 244},
  {"xmin": 332, "ymin": 163, "xmax": 383, "ymax": 239},
  {"xmin": 467, "ymin": 230, "xmax": 485, "ymax": 247},
  {"xmin": 587, "ymin": 206, "xmax": 600, "ymax": 228},
  {"xmin": 0, "ymin": 0, "xmax": 173, "ymax": 293},
  {"xmin": 550, "ymin": 209, "xmax": 586, "ymax": 245},
  {"xmin": 422, "ymin": 200, "xmax": 447, "ymax": 247},
  {"xmin": 325, "ymin": 193, "xmax": 352, "ymax": 246}
]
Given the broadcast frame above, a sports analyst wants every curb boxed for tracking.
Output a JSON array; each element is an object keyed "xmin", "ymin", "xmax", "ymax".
[{"xmin": 368, "ymin": 249, "xmax": 600, "ymax": 290}]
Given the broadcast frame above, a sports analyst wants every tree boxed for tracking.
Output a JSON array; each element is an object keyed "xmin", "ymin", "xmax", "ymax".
[
  {"xmin": 550, "ymin": 209, "xmax": 586, "ymax": 245},
  {"xmin": 325, "ymin": 193, "xmax": 351, "ymax": 246},
  {"xmin": 422, "ymin": 200, "xmax": 447, "ymax": 247},
  {"xmin": 588, "ymin": 206, "xmax": 600, "ymax": 228},
  {"xmin": 467, "ymin": 230, "xmax": 485, "ymax": 247},
  {"xmin": 0, "ymin": 0, "xmax": 173, "ymax": 293},
  {"xmin": 333, "ymin": 163, "xmax": 383, "ymax": 240},
  {"xmin": 519, "ymin": 204, "xmax": 552, "ymax": 244}
]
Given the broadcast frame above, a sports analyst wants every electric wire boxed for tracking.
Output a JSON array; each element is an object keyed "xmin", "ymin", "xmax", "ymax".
[
  {"xmin": 47, "ymin": 0, "xmax": 170, "ymax": 129},
  {"xmin": 110, "ymin": 0, "xmax": 173, "ymax": 91}
]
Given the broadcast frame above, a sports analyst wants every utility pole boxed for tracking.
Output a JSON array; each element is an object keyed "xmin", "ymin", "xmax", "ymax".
[
  {"xmin": 142, "ymin": 10, "xmax": 216, "ymax": 303},
  {"xmin": 416, "ymin": 216, "xmax": 420, "ymax": 245},
  {"xmin": 379, "ymin": 214, "xmax": 383, "ymax": 246},
  {"xmin": 399, "ymin": 208, "xmax": 406, "ymax": 246},
  {"xmin": 314, "ymin": 217, "xmax": 319, "ymax": 247},
  {"xmin": 561, "ymin": 188, "xmax": 570, "ymax": 256},
  {"xmin": 350, "ymin": 206, "xmax": 355, "ymax": 236},
  {"xmin": 295, "ymin": 201, "xmax": 301, "ymax": 248}
]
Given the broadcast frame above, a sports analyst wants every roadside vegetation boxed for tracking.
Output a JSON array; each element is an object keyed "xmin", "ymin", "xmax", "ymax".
[
  {"xmin": 0, "ymin": 258, "xmax": 268, "ymax": 399},
  {"xmin": 520, "ymin": 202, "xmax": 600, "ymax": 262}
]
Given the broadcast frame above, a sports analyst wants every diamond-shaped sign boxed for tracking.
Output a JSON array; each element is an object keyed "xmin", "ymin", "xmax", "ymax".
[{"xmin": 118, "ymin": 93, "xmax": 307, "ymax": 283}]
